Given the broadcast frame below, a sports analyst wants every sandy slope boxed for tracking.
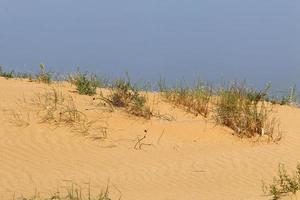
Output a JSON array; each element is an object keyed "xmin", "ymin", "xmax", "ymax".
[{"xmin": 0, "ymin": 77, "xmax": 300, "ymax": 200}]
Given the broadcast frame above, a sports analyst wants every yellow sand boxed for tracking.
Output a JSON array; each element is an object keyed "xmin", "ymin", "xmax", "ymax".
[{"xmin": 0, "ymin": 77, "xmax": 300, "ymax": 200}]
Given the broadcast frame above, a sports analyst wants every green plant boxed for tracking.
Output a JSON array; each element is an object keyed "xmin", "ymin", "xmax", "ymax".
[
  {"xmin": 214, "ymin": 82, "xmax": 278, "ymax": 138},
  {"xmin": 100, "ymin": 76, "xmax": 151, "ymax": 119},
  {"xmin": 263, "ymin": 164, "xmax": 300, "ymax": 199},
  {"xmin": 70, "ymin": 70, "xmax": 98, "ymax": 96},
  {"xmin": 36, "ymin": 63, "xmax": 51, "ymax": 84}
]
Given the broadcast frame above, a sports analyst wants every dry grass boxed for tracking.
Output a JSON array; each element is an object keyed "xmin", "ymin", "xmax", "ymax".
[
  {"xmin": 214, "ymin": 82, "xmax": 280, "ymax": 139},
  {"xmin": 30, "ymin": 88, "xmax": 108, "ymax": 137},
  {"xmin": 13, "ymin": 181, "xmax": 113, "ymax": 200},
  {"xmin": 159, "ymin": 79, "xmax": 212, "ymax": 117},
  {"xmin": 36, "ymin": 64, "xmax": 51, "ymax": 84}
]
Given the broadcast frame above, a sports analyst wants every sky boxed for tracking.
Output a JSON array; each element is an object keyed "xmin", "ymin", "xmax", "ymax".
[{"xmin": 0, "ymin": 0, "xmax": 299, "ymax": 91}]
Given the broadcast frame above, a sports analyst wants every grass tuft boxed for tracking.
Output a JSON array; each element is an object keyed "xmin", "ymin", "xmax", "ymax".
[
  {"xmin": 100, "ymin": 75, "xmax": 152, "ymax": 119},
  {"xmin": 214, "ymin": 82, "xmax": 279, "ymax": 138},
  {"xmin": 36, "ymin": 64, "xmax": 52, "ymax": 84},
  {"xmin": 32, "ymin": 88, "xmax": 86, "ymax": 126},
  {"xmin": 15, "ymin": 182, "xmax": 113, "ymax": 200},
  {"xmin": 159, "ymin": 78, "xmax": 212, "ymax": 117}
]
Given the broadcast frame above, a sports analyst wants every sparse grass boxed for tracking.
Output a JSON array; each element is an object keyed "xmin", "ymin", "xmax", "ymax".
[
  {"xmin": 267, "ymin": 85, "xmax": 298, "ymax": 106},
  {"xmin": 30, "ymin": 88, "xmax": 108, "ymax": 137},
  {"xmin": 32, "ymin": 88, "xmax": 86, "ymax": 126},
  {"xmin": 214, "ymin": 82, "xmax": 279, "ymax": 139},
  {"xmin": 68, "ymin": 70, "xmax": 98, "ymax": 96},
  {"xmin": 262, "ymin": 164, "xmax": 300, "ymax": 200},
  {"xmin": 159, "ymin": 78, "xmax": 212, "ymax": 117},
  {"xmin": 36, "ymin": 64, "xmax": 51, "ymax": 84},
  {"xmin": 99, "ymin": 76, "xmax": 152, "ymax": 119},
  {"xmin": 14, "ymin": 182, "xmax": 113, "ymax": 200}
]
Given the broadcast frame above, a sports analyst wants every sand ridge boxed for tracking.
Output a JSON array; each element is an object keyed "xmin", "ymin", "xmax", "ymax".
[{"xmin": 0, "ymin": 77, "xmax": 300, "ymax": 199}]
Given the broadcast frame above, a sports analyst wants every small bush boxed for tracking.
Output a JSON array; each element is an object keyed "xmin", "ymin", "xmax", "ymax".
[
  {"xmin": 36, "ymin": 63, "xmax": 51, "ymax": 84},
  {"xmin": 68, "ymin": 70, "xmax": 98, "ymax": 96},
  {"xmin": 159, "ymin": 78, "xmax": 212, "ymax": 117},
  {"xmin": 100, "ymin": 77, "xmax": 151, "ymax": 119},
  {"xmin": 214, "ymin": 82, "xmax": 278, "ymax": 138},
  {"xmin": 263, "ymin": 164, "xmax": 300, "ymax": 200}
]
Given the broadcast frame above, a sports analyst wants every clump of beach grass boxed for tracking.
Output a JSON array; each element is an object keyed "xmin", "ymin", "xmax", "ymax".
[
  {"xmin": 32, "ymin": 88, "xmax": 86, "ymax": 126},
  {"xmin": 214, "ymin": 82, "xmax": 279, "ymax": 139},
  {"xmin": 262, "ymin": 164, "xmax": 300, "ymax": 200},
  {"xmin": 30, "ymin": 88, "xmax": 108, "ymax": 137},
  {"xmin": 158, "ymin": 78, "xmax": 212, "ymax": 117},
  {"xmin": 99, "ymin": 75, "xmax": 152, "ymax": 119},
  {"xmin": 36, "ymin": 64, "xmax": 52, "ymax": 84}
]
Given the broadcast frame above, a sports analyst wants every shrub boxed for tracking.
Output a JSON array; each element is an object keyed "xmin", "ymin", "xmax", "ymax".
[
  {"xmin": 263, "ymin": 164, "xmax": 300, "ymax": 200},
  {"xmin": 36, "ymin": 63, "xmax": 51, "ymax": 84},
  {"xmin": 159, "ymin": 78, "xmax": 212, "ymax": 117},
  {"xmin": 214, "ymin": 82, "xmax": 278, "ymax": 138},
  {"xmin": 70, "ymin": 71, "xmax": 98, "ymax": 96},
  {"xmin": 100, "ymin": 77, "xmax": 151, "ymax": 119}
]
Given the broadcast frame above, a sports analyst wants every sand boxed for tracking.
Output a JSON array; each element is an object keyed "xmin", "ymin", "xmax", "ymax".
[{"xmin": 0, "ymin": 77, "xmax": 300, "ymax": 200}]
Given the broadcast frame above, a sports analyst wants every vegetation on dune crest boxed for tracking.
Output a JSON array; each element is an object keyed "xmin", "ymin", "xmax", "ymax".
[
  {"xmin": 36, "ymin": 63, "xmax": 52, "ymax": 84},
  {"xmin": 263, "ymin": 164, "xmax": 300, "ymax": 200},
  {"xmin": 214, "ymin": 82, "xmax": 280, "ymax": 139},
  {"xmin": 67, "ymin": 70, "xmax": 98, "ymax": 96},
  {"xmin": 99, "ymin": 75, "xmax": 152, "ymax": 119},
  {"xmin": 2, "ymin": 66, "xmax": 299, "ymax": 139},
  {"xmin": 30, "ymin": 88, "xmax": 107, "ymax": 137},
  {"xmin": 267, "ymin": 85, "xmax": 298, "ymax": 106},
  {"xmin": 0, "ymin": 65, "xmax": 14, "ymax": 79},
  {"xmin": 158, "ymin": 78, "xmax": 212, "ymax": 117}
]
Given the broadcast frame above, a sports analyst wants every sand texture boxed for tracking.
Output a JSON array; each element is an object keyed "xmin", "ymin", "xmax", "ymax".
[{"xmin": 0, "ymin": 77, "xmax": 300, "ymax": 200}]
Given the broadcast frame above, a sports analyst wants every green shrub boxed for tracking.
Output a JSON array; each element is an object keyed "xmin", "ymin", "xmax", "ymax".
[
  {"xmin": 101, "ymin": 76, "xmax": 151, "ymax": 119},
  {"xmin": 71, "ymin": 71, "xmax": 98, "ymax": 96},
  {"xmin": 263, "ymin": 164, "xmax": 300, "ymax": 200}
]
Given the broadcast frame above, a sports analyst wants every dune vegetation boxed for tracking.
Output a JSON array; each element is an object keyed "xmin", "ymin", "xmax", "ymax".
[{"xmin": 0, "ymin": 65, "xmax": 299, "ymax": 200}]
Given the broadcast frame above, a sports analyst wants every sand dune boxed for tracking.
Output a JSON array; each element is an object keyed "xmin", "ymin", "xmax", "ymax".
[{"xmin": 0, "ymin": 77, "xmax": 300, "ymax": 200}]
